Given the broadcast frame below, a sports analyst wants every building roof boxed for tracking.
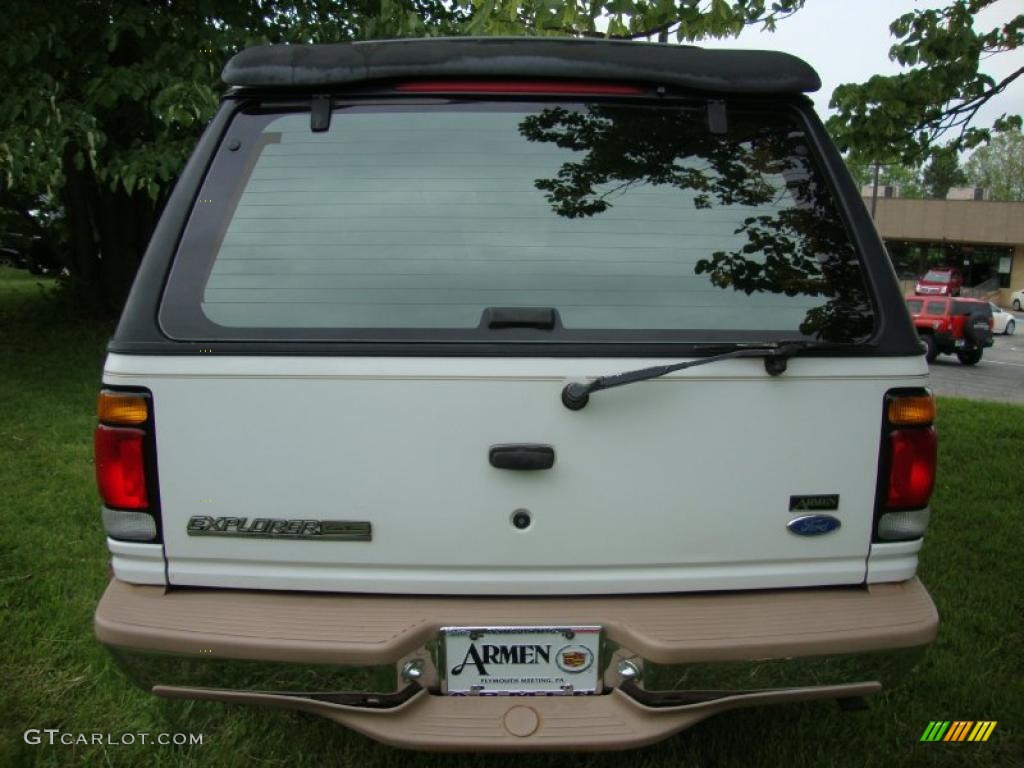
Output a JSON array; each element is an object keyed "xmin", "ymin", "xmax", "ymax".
[
  {"xmin": 865, "ymin": 197, "xmax": 1024, "ymax": 246},
  {"xmin": 221, "ymin": 37, "xmax": 821, "ymax": 94}
]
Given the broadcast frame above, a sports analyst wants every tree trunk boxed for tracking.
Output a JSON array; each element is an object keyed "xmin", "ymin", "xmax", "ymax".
[
  {"xmin": 61, "ymin": 145, "xmax": 161, "ymax": 311},
  {"xmin": 94, "ymin": 183, "xmax": 159, "ymax": 309},
  {"xmin": 61, "ymin": 145, "xmax": 100, "ymax": 284}
]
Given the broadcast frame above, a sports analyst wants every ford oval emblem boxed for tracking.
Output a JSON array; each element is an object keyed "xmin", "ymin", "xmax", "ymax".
[{"xmin": 787, "ymin": 515, "xmax": 841, "ymax": 536}]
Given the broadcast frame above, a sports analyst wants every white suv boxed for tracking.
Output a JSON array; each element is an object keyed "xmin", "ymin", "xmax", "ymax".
[{"xmin": 93, "ymin": 37, "xmax": 938, "ymax": 751}]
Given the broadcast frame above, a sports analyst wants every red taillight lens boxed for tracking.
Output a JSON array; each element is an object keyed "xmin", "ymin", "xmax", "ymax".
[
  {"xmin": 95, "ymin": 425, "xmax": 149, "ymax": 509},
  {"xmin": 393, "ymin": 79, "xmax": 647, "ymax": 95},
  {"xmin": 885, "ymin": 427, "xmax": 937, "ymax": 510}
]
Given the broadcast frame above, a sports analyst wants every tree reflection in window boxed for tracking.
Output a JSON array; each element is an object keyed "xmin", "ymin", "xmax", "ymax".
[{"xmin": 518, "ymin": 105, "xmax": 874, "ymax": 342}]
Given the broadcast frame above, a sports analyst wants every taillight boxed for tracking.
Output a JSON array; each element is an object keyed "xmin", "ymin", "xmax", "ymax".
[
  {"xmin": 95, "ymin": 389, "xmax": 158, "ymax": 541},
  {"xmin": 885, "ymin": 428, "xmax": 937, "ymax": 509},
  {"xmin": 95, "ymin": 426, "xmax": 148, "ymax": 509},
  {"xmin": 876, "ymin": 389, "xmax": 936, "ymax": 541}
]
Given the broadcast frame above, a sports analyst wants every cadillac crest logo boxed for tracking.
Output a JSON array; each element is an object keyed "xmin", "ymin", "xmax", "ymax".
[{"xmin": 555, "ymin": 644, "xmax": 594, "ymax": 673}]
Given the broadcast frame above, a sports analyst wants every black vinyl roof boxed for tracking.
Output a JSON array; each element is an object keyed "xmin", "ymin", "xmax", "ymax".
[{"xmin": 222, "ymin": 37, "xmax": 821, "ymax": 94}]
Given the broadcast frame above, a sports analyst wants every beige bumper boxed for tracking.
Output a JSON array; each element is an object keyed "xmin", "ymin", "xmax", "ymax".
[
  {"xmin": 95, "ymin": 577, "xmax": 938, "ymax": 750},
  {"xmin": 153, "ymin": 681, "xmax": 883, "ymax": 750}
]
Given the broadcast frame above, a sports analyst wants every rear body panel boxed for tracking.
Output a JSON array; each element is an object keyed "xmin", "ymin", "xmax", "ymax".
[
  {"xmin": 100, "ymin": 73, "xmax": 931, "ymax": 596},
  {"xmin": 104, "ymin": 353, "xmax": 926, "ymax": 594}
]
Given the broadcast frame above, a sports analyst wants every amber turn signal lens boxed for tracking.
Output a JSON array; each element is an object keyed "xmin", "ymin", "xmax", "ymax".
[
  {"xmin": 888, "ymin": 394, "xmax": 935, "ymax": 426},
  {"xmin": 97, "ymin": 391, "xmax": 148, "ymax": 425}
]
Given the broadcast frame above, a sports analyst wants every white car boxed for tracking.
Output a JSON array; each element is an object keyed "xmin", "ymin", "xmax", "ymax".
[
  {"xmin": 1012, "ymin": 289, "xmax": 1024, "ymax": 312},
  {"xmin": 91, "ymin": 38, "xmax": 939, "ymax": 751},
  {"xmin": 990, "ymin": 303, "xmax": 1016, "ymax": 335}
]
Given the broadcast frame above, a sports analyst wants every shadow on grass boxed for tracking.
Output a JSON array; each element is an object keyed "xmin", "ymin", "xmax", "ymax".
[{"xmin": 0, "ymin": 267, "xmax": 117, "ymax": 332}]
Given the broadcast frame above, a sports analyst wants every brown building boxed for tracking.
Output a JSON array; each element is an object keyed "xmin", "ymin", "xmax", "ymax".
[{"xmin": 863, "ymin": 196, "xmax": 1024, "ymax": 307}]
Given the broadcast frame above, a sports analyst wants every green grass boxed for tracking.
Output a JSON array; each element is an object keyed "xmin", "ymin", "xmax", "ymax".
[{"xmin": 1, "ymin": 265, "xmax": 1021, "ymax": 767}]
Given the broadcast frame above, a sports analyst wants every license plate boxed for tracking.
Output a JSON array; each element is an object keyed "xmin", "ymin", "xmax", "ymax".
[
  {"xmin": 441, "ymin": 626, "xmax": 601, "ymax": 694},
  {"xmin": 955, "ymin": 339, "xmax": 966, "ymax": 348}
]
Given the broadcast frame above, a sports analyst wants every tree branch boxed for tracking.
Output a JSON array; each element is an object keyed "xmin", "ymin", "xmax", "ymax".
[
  {"xmin": 606, "ymin": 22, "xmax": 678, "ymax": 40},
  {"xmin": 936, "ymin": 65, "xmax": 1024, "ymax": 122}
]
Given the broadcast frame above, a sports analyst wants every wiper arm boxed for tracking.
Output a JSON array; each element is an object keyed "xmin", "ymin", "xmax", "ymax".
[{"xmin": 561, "ymin": 341, "xmax": 834, "ymax": 411}]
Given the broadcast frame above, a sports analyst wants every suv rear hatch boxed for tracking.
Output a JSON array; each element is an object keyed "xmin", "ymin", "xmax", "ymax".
[{"xmin": 102, "ymin": 66, "xmax": 927, "ymax": 595}]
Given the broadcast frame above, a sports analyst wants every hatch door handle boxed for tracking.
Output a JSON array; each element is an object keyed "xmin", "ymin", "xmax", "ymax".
[{"xmin": 489, "ymin": 444, "xmax": 555, "ymax": 470}]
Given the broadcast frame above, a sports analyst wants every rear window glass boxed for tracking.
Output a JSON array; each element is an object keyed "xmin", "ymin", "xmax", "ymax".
[
  {"xmin": 160, "ymin": 101, "xmax": 875, "ymax": 344},
  {"xmin": 953, "ymin": 300, "xmax": 990, "ymax": 316}
]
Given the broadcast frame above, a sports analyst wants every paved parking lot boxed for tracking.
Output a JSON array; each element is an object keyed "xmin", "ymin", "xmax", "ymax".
[{"xmin": 927, "ymin": 313, "xmax": 1024, "ymax": 404}]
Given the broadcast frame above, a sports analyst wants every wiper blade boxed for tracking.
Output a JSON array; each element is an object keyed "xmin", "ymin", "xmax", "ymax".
[{"xmin": 561, "ymin": 341, "xmax": 843, "ymax": 411}]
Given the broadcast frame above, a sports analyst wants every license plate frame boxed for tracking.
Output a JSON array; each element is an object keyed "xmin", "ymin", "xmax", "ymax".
[{"xmin": 441, "ymin": 625, "xmax": 602, "ymax": 695}]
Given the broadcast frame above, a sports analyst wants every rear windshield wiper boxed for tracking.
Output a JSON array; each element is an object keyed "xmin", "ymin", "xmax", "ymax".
[{"xmin": 561, "ymin": 341, "xmax": 849, "ymax": 411}]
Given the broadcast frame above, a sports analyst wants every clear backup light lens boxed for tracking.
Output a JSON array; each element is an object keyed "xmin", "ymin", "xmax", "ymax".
[
  {"xmin": 102, "ymin": 508, "xmax": 157, "ymax": 541},
  {"xmin": 877, "ymin": 508, "xmax": 931, "ymax": 541}
]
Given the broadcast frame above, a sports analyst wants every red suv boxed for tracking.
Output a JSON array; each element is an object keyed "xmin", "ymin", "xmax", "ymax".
[
  {"xmin": 906, "ymin": 296, "xmax": 993, "ymax": 364},
  {"xmin": 914, "ymin": 267, "xmax": 963, "ymax": 296}
]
